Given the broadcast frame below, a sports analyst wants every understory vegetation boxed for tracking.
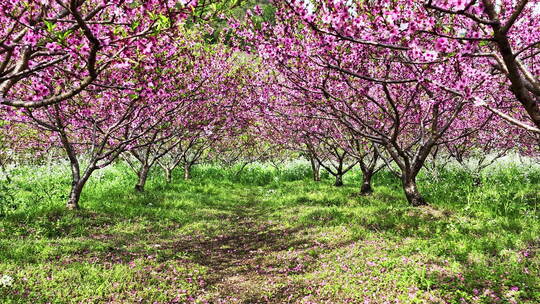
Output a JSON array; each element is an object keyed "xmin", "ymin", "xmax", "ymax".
[
  {"xmin": 2, "ymin": 1, "xmax": 540, "ymax": 303},
  {"xmin": 1, "ymin": 160, "xmax": 539, "ymax": 303}
]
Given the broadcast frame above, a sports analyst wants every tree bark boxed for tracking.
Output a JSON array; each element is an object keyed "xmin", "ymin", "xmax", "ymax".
[
  {"xmin": 63, "ymin": 129, "xmax": 91, "ymax": 210},
  {"xmin": 309, "ymin": 157, "xmax": 321, "ymax": 181},
  {"xmin": 183, "ymin": 164, "xmax": 191, "ymax": 180},
  {"xmin": 491, "ymin": 24, "xmax": 540, "ymax": 129},
  {"xmin": 164, "ymin": 167, "xmax": 173, "ymax": 183},
  {"xmin": 384, "ymin": 142, "xmax": 430, "ymax": 206},
  {"xmin": 67, "ymin": 180, "xmax": 84, "ymax": 210},
  {"xmin": 402, "ymin": 176, "xmax": 427, "ymax": 206},
  {"xmin": 66, "ymin": 171, "xmax": 92, "ymax": 210},
  {"xmin": 135, "ymin": 165, "xmax": 150, "ymax": 192},
  {"xmin": 360, "ymin": 171, "xmax": 373, "ymax": 195},
  {"xmin": 334, "ymin": 174, "xmax": 344, "ymax": 187}
]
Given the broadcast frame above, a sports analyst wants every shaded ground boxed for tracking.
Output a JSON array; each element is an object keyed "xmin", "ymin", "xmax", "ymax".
[
  {"xmin": 1, "ymin": 168, "xmax": 539, "ymax": 303},
  {"xmin": 181, "ymin": 201, "xmax": 314, "ymax": 303}
]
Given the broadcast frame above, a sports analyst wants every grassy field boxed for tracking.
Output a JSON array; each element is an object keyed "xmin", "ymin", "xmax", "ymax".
[{"xmin": 0, "ymin": 161, "xmax": 539, "ymax": 303}]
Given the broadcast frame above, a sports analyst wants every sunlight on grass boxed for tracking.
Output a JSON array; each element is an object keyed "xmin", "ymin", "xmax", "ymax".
[{"xmin": 0, "ymin": 162, "xmax": 539, "ymax": 303}]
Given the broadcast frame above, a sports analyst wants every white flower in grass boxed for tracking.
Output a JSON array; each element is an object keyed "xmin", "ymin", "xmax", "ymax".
[{"xmin": 0, "ymin": 274, "xmax": 13, "ymax": 287}]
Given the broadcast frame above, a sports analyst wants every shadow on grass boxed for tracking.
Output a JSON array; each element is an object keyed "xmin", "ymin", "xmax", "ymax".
[{"xmin": 2, "ymin": 173, "xmax": 539, "ymax": 303}]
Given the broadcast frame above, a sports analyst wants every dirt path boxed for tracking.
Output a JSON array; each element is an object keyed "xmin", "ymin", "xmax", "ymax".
[{"xmin": 172, "ymin": 195, "xmax": 317, "ymax": 303}]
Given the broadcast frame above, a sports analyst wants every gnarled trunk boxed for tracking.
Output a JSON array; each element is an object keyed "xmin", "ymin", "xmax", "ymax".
[
  {"xmin": 358, "ymin": 148, "xmax": 379, "ymax": 196},
  {"xmin": 66, "ymin": 169, "xmax": 92, "ymax": 210},
  {"xmin": 64, "ymin": 134, "xmax": 92, "ymax": 210},
  {"xmin": 67, "ymin": 180, "xmax": 84, "ymax": 210},
  {"xmin": 135, "ymin": 165, "xmax": 150, "ymax": 192},
  {"xmin": 360, "ymin": 171, "xmax": 373, "ymax": 195},
  {"xmin": 384, "ymin": 142, "xmax": 430, "ymax": 206},
  {"xmin": 402, "ymin": 176, "xmax": 427, "ymax": 206}
]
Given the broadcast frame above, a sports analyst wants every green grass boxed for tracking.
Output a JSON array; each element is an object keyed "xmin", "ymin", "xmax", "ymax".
[{"xmin": 0, "ymin": 161, "xmax": 539, "ymax": 303}]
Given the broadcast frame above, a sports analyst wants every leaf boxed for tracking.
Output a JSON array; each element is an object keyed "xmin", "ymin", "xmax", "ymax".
[
  {"xmin": 44, "ymin": 20, "xmax": 57, "ymax": 32},
  {"xmin": 56, "ymin": 30, "xmax": 73, "ymax": 43}
]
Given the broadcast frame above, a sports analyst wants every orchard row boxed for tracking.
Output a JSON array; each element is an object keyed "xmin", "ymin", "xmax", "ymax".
[{"xmin": 0, "ymin": 0, "xmax": 539, "ymax": 208}]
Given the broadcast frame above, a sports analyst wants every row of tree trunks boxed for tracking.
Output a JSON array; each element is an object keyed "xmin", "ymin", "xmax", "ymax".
[
  {"xmin": 134, "ymin": 163, "xmax": 193, "ymax": 193},
  {"xmin": 306, "ymin": 145, "xmax": 428, "ymax": 207},
  {"xmin": 307, "ymin": 151, "xmax": 377, "ymax": 194}
]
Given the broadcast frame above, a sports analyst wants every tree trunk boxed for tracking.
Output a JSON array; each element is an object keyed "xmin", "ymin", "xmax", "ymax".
[
  {"xmin": 310, "ymin": 157, "xmax": 321, "ymax": 181},
  {"xmin": 135, "ymin": 165, "xmax": 150, "ymax": 192},
  {"xmin": 402, "ymin": 176, "xmax": 427, "ymax": 206},
  {"xmin": 67, "ymin": 172, "xmax": 92, "ymax": 210},
  {"xmin": 164, "ymin": 167, "xmax": 172, "ymax": 183},
  {"xmin": 60, "ymin": 129, "xmax": 86, "ymax": 210},
  {"xmin": 67, "ymin": 180, "xmax": 85, "ymax": 210},
  {"xmin": 183, "ymin": 164, "xmax": 191, "ymax": 180},
  {"xmin": 313, "ymin": 167, "xmax": 321, "ymax": 182},
  {"xmin": 334, "ymin": 174, "xmax": 344, "ymax": 187},
  {"xmin": 360, "ymin": 171, "xmax": 373, "ymax": 195}
]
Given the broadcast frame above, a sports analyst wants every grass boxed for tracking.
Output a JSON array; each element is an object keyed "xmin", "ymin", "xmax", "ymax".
[{"xmin": 0, "ymin": 160, "xmax": 539, "ymax": 303}]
